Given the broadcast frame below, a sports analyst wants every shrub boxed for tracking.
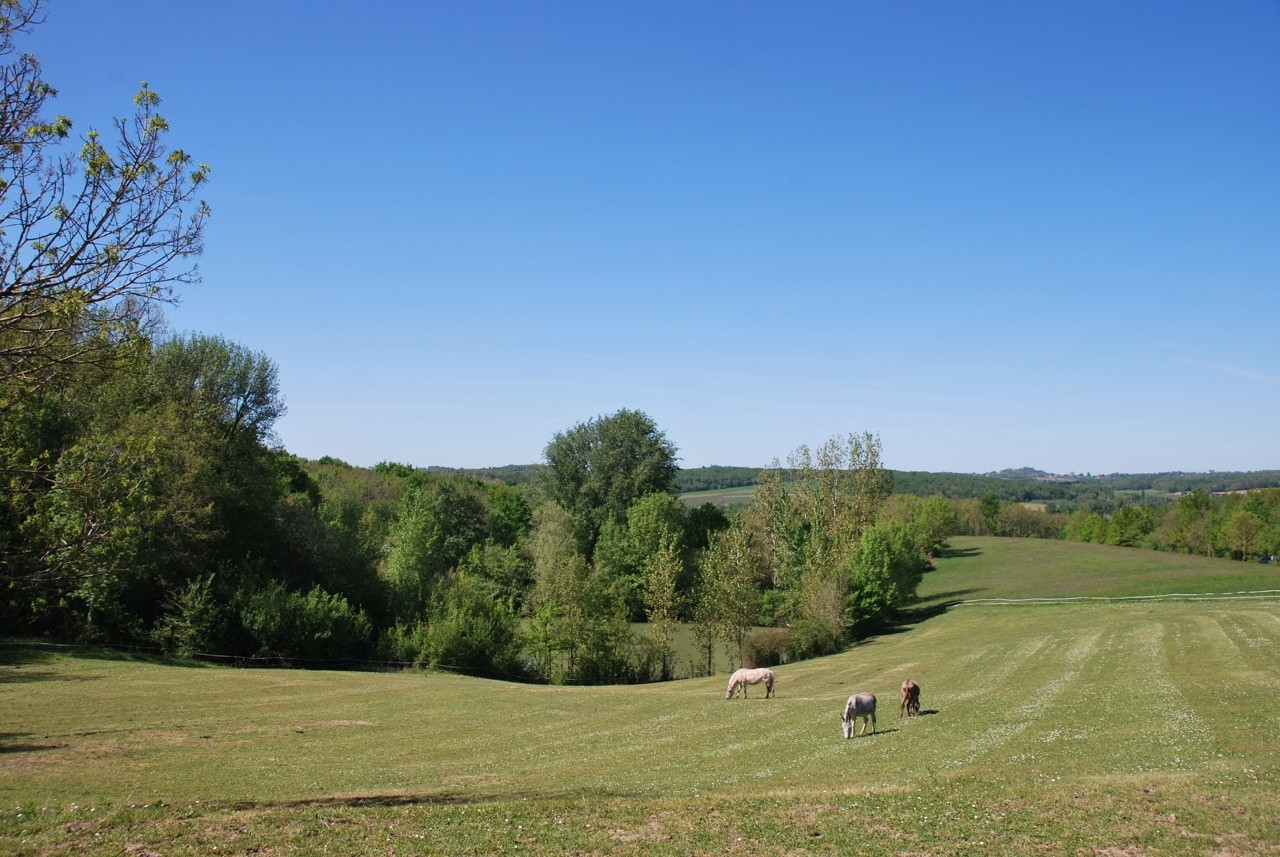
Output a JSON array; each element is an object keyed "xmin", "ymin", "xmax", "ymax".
[
  {"xmin": 152, "ymin": 574, "xmax": 222, "ymax": 658},
  {"xmin": 787, "ymin": 618, "xmax": 843, "ymax": 660},
  {"xmin": 380, "ymin": 619, "xmax": 431, "ymax": 666},
  {"xmin": 241, "ymin": 581, "xmax": 372, "ymax": 662},
  {"xmin": 421, "ymin": 573, "xmax": 524, "ymax": 678},
  {"xmin": 740, "ymin": 627, "xmax": 793, "ymax": 667}
]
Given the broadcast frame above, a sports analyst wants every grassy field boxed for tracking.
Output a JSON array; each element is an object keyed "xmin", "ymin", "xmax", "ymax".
[
  {"xmin": 678, "ymin": 486, "xmax": 755, "ymax": 509},
  {"xmin": 3, "ymin": 538, "xmax": 1279, "ymax": 854},
  {"xmin": 921, "ymin": 536, "xmax": 1280, "ymax": 605}
]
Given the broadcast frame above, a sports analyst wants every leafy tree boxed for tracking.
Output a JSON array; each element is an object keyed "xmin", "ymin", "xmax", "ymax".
[
  {"xmin": 381, "ymin": 478, "xmax": 483, "ymax": 621},
  {"xmin": 240, "ymin": 581, "xmax": 372, "ymax": 662},
  {"xmin": 1170, "ymin": 489, "xmax": 1214, "ymax": 556},
  {"xmin": 747, "ymin": 433, "xmax": 891, "ymax": 626},
  {"xmin": 643, "ymin": 533, "xmax": 683, "ymax": 679},
  {"xmin": 844, "ymin": 524, "xmax": 926, "ymax": 632},
  {"xmin": 888, "ymin": 494, "xmax": 956, "ymax": 557},
  {"xmin": 1225, "ymin": 507, "xmax": 1264, "ymax": 561},
  {"xmin": 748, "ymin": 461, "xmax": 792, "ymax": 589},
  {"xmin": 1107, "ymin": 504, "xmax": 1155, "ymax": 548},
  {"xmin": 684, "ymin": 501, "xmax": 730, "ymax": 552},
  {"xmin": 692, "ymin": 518, "xmax": 760, "ymax": 670},
  {"xmin": 484, "ymin": 481, "xmax": 532, "ymax": 547},
  {"xmin": 539, "ymin": 408, "xmax": 678, "ymax": 556},
  {"xmin": 420, "ymin": 572, "xmax": 523, "ymax": 677},
  {"xmin": 149, "ymin": 335, "xmax": 284, "ymax": 443},
  {"xmin": 996, "ymin": 503, "xmax": 1067, "ymax": 539},
  {"xmin": 25, "ymin": 430, "xmax": 167, "ymax": 637},
  {"xmin": 0, "ymin": 1, "xmax": 209, "ymax": 390},
  {"xmin": 457, "ymin": 541, "xmax": 532, "ymax": 609},
  {"xmin": 978, "ymin": 494, "xmax": 1001, "ymax": 535},
  {"xmin": 594, "ymin": 491, "xmax": 687, "ymax": 620},
  {"xmin": 151, "ymin": 573, "xmax": 221, "ymax": 658}
]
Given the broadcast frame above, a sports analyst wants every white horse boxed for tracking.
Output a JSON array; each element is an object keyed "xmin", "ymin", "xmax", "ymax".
[
  {"xmin": 725, "ymin": 667, "xmax": 775, "ymax": 699},
  {"xmin": 842, "ymin": 692, "xmax": 877, "ymax": 738}
]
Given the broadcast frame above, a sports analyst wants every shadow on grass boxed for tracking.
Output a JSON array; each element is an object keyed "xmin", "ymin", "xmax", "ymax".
[
  {"xmin": 0, "ymin": 733, "xmax": 67, "ymax": 753},
  {"xmin": 844, "ymin": 728, "xmax": 900, "ymax": 739},
  {"xmin": 0, "ymin": 645, "xmax": 115, "ymax": 683},
  {"xmin": 910, "ymin": 589, "xmax": 984, "ymax": 607},
  {"xmin": 0, "ymin": 641, "xmax": 216, "ymax": 679},
  {"xmin": 221, "ymin": 787, "xmax": 636, "ymax": 811},
  {"xmin": 865, "ymin": 592, "xmax": 983, "ymax": 641},
  {"xmin": 938, "ymin": 545, "xmax": 983, "ymax": 560}
]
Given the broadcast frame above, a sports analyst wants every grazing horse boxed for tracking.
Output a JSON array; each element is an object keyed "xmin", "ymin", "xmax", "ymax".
[
  {"xmin": 725, "ymin": 667, "xmax": 775, "ymax": 699},
  {"xmin": 900, "ymin": 679, "xmax": 921, "ymax": 717},
  {"xmin": 842, "ymin": 692, "xmax": 877, "ymax": 738}
]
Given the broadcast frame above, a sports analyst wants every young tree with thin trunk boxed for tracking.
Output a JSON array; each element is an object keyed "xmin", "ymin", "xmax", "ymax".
[{"xmin": 643, "ymin": 532, "xmax": 682, "ymax": 680}]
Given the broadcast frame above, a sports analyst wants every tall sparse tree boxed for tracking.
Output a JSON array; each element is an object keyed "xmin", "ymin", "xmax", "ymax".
[
  {"xmin": 693, "ymin": 518, "xmax": 759, "ymax": 670},
  {"xmin": 749, "ymin": 432, "xmax": 892, "ymax": 628},
  {"xmin": 0, "ymin": 0, "xmax": 210, "ymax": 389},
  {"xmin": 643, "ymin": 532, "xmax": 683, "ymax": 680}
]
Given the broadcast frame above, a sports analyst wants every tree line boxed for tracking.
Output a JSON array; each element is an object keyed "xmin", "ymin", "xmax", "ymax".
[{"xmin": 952, "ymin": 490, "xmax": 1280, "ymax": 562}]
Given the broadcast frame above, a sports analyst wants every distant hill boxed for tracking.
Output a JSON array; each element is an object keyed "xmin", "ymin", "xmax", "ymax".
[{"xmin": 413, "ymin": 463, "xmax": 1280, "ymax": 506}]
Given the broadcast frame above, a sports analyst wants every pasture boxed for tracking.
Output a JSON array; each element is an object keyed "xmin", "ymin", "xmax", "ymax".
[{"xmin": 4, "ymin": 539, "xmax": 1280, "ymax": 854}]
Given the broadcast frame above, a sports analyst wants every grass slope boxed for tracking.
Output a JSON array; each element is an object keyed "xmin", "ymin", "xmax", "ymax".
[
  {"xmin": 3, "ymin": 539, "xmax": 1280, "ymax": 855},
  {"xmin": 923, "ymin": 536, "xmax": 1280, "ymax": 604}
]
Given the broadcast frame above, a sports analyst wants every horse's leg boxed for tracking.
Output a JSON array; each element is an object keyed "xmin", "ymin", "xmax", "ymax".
[{"xmin": 870, "ymin": 711, "xmax": 877, "ymax": 734}]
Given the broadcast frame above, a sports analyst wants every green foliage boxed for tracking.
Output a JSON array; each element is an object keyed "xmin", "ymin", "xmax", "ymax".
[
  {"xmin": 787, "ymin": 616, "xmax": 844, "ymax": 660},
  {"xmin": 484, "ymin": 481, "xmax": 532, "ymax": 547},
  {"xmin": 1106, "ymin": 504, "xmax": 1155, "ymax": 547},
  {"xmin": 240, "ymin": 582, "xmax": 372, "ymax": 662},
  {"xmin": 886, "ymin": 494, "xmax": 956, "ymax": 557},
  {"xmin": 525, "ymin": 501, "xmax": 642, "ymax": 683},
  {"xmin": 149, "ymin": 335, "xmax": 285, "ymax": 443},
  {"xmin": 0, "ymin": 4, "xmax": 209, "ymax": 391},
  {"xmin": 844, "ymin": 524, "xmax": 927, "ymax": 631},
  {"xmin": 457, "ymin": 542, "xmax": 532, "ymax": 608},
  {"xmin": 642, "ymin": 533, "xmax": 683, "ymax": 679},
  {"xmin": 594, "ymin": 491, "xmax": 688, "ymax": 620},
  {"xmin": 739, "ymin": 626, "xmax": 792, "ymax": 667},
  {"xmin": 978, "ymin": 493, "xmax": 1000, "ymax": 535},
  {"xmin": 683, "ymin": 501, "xmax": 730, "ymax": 551},
  {"xmin": 151, "ymin": 574, "xmax": 221, "ymax": 658},
  {"xmin": 379, "ymin": 476, "xmax": 488, "ymax": 621},
  {"xmin": 691, "ymin": 518, "xmax": 760, "ymax": 668},
  {"xmin": 418, "ymin": 573, "xmax": 524, "ymax": 678},
  {"xmin": 539, "ymin": 408, "xmax": 679, "ymax": 557}
]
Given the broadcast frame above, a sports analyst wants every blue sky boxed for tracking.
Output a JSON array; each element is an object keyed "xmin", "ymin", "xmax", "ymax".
[{"xmin": 28, "ymin": 1, "xmax": 1280, "ymax": 474}]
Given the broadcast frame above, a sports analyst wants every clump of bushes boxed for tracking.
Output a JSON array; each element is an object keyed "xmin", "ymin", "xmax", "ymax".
[
  {"xmin": 787, "ymin": 618, "xmax": 844, "ymax": 660},
  {"xmin": 740, "ymin": 627, "xmax": 793, "ymax": 667}
]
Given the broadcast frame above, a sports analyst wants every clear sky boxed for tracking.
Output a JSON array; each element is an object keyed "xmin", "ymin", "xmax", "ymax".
[{"xmin": 27, "ymin": 1, "xmax": 1280, "ymax": 474}]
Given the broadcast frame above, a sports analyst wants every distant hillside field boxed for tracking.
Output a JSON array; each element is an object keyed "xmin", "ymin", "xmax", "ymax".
[
  {"xmin": 3, "ymin": 538, "xmax": 1278, "ymax": 854},
  {"xmin": 921, "ymin": 536, "xmax": 1280, "ymax": 605}
]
